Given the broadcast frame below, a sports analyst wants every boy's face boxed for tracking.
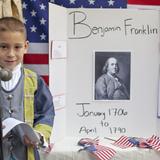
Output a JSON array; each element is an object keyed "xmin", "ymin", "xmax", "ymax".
[{"xmin": 0, "ymin": 31, "xmax": 28, "ymax": 71}]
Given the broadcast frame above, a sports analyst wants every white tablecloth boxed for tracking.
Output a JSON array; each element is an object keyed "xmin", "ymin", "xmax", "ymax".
[{"xmin": 40, "ymin": 137, "xmax": 160, "ymax": 160}]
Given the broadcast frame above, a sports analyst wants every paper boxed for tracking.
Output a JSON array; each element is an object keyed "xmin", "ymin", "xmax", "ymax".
[
  {"xmin": 2, "ymin": 117, "xmax": 40, "ymax": 143},
  {"xmin": 51, "ymin": 40, "xmax": 67, "ymax": 59},
  {"xmin": 54, "ymin": 94, "xmax": 66, "ymax": 108}
]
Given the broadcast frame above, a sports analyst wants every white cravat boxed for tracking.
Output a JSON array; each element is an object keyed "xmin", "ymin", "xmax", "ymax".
[{"xmin": 1, "ymin": 64, "xmax": 22, "ymax": 91}]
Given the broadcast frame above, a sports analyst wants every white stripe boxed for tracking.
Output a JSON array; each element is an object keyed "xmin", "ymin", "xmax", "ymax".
[
  {"xmin": 28, "ymin": 43, "xmax": 49, "ymax": 54},
  {"xmin": 24, "ymin": 64, "xmax": 49, "ymax": 75},
  {"xmin": 128, "ymin": 4, "xmax": 160, "ymax": 10}
]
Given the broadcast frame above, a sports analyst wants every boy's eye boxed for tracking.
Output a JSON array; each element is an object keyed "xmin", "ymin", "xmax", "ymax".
[
  {"xmin": 0, "ymin": 45, "xmax": 7, "ymax": 49},
  {"xmin": 15, "ymin": 45, "xmax": 23, "ymax": 49}
]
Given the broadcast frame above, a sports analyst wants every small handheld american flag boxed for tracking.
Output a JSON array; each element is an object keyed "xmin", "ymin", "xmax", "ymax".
[{"xmin": 78, "ymin": 137, "xmax": 116, "ymax": 160}]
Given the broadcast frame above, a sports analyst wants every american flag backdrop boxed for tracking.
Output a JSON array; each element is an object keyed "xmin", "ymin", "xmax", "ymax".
[
  {"xmin": 128, "ymin": 0, "xmax": 160, "ymax": 7},
  {"xmin": 23, "ymin": 0, "xmax": 160, "ymax": 85},
  {"xmin": 23, "ymin": 0, "xmax": 49, "ymax": 84}
]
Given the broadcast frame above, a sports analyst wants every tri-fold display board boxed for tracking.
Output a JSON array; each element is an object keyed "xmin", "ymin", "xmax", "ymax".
[{"xmin": 49, "ymin": 3, "xmax": 160, "ymax": 142}]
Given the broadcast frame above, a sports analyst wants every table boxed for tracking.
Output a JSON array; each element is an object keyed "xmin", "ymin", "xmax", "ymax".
[{"xmin": 40, "ymin": 137, "xmax": 160, "ymax": 160}]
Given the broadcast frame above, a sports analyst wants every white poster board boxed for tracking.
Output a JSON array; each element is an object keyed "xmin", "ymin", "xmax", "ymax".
[
  {"xmin": 49, "ymin": 4, "xmax": 160, "ymax": 140},
  {"xmin": 49, "ymin": 4, "xmax": 67, "ymax": 142}
]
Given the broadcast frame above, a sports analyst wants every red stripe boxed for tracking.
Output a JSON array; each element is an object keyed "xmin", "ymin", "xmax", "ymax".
[
  {"xmin": 95, "ymin": 145, "xmax": 116, "ymax": 160},
  {"xmin": 41, "ymin": 75, "xmax": 49, "ymax": 85},
  {"xmin": 23, "ymin": 54, "xmax": 49, "ymax": 64},
  {"xmin": 113, "ymin": 136, "xmax": 133, "ymax": 148},
  {"xmin": 128, "ymin": 0, "xmax": 160, "ymax": 5}
]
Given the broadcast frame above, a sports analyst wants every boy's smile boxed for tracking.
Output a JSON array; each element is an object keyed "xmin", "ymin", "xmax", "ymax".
[{"xmin": 0, "ymin": 31, "xmax": 28, "ymax": 71}]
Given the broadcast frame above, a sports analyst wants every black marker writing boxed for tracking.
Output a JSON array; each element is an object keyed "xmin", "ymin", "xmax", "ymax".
[{"xmin": 76, "ymin": 103, "xmax": 106, "ymax": 120}]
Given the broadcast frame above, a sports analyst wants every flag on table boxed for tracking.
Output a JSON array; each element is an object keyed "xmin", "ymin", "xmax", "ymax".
[
  {"xmin": 93, "ymin": 145, "xmax": 116, "ymax": 160},
  {"xmin": 78, "ymin": 138, "xmax": 116, "ymax": 160},
  {"xmin": 78, "ymin": 137, "xmax": 99, "ymax": 147},
  {"xmin": 112, "ymin": 136, "xmax": 152, "ymax": 149},
  {"xmin": 147, "ymin": 135, "xmax": 160, "ymax": 151},
  {"xmin": 113, "ymin": 135, "xmax": 160, "ymax": 150},
  {"xmin": 128, "ymin": 137, "xmax": 151, "ymax": 149},
  {"xmin": 112, "ymin": 136, "xmax": 134, "ymax": 148}
]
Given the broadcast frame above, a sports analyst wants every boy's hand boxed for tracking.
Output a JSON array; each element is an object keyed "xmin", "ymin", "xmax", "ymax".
[
  {"xmin": 23, "ymin": 135, "xmax": 38, "ymax": 148},
  {"xmin": 44, "ymin": 143, "xmax": 54, "ymax": 153}
]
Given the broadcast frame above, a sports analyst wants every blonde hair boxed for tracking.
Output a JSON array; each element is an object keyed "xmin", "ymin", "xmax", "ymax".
[{"xmin": 0, "ymin": 17, "xmax": 27, "ymax": 40}]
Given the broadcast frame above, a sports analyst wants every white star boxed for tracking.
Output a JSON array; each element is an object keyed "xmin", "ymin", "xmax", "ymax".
[
  {"xmin": 40, "ymin": 3, "xmax": 46, "ymax": 10},
  {"xmin": 69, "ymin": 0, "xmax": 76, "ymax": 4},
  {"xmin": 30, "ymin": 10, "xmax": 37, "ymax": 17},
  {"xmin": 22, "ymin": 2, "xmax": 27, "ymax": 9},
  {"xmin": 40, "ymin": 33, "xmax": 46, "ymax": 40},
  {"xmin": 23, "ymin": 18, "xmax": 27, "ymax": 24},
  {"xmin": 40, "ymin": 18, "xmax": 47, "ymax": 25},
  {"xmin": 108, "ymin": 0, "xmax": 115, "ymax": 6},
  {"xmin": 30, "ymin": 25, "xmax": 37, "ymax": 32},
  {"xmin": 89, "ymin": 0, "xmax": 96, "ymax": 5}
]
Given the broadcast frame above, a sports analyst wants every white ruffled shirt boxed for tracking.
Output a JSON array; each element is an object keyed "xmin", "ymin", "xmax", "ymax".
[{"xmin": 1, "ymin": 64, "xmax": 22, "ymax": 91}]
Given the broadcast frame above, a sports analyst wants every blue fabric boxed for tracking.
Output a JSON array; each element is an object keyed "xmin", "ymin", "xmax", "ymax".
[
  {"xmin": 85, "ymin": 145, "xmax": 97, "ymax": 152},
  {"xmin": 34, "ymin": 75, "xmax": 55, "ymax": 127},
  {"xmin": 34, "ymin": 148, "xmax": 40, "ymax": 160},
  {"xmin": 10, "ymin": 153, "xmax": 16, "ymax": 160}
]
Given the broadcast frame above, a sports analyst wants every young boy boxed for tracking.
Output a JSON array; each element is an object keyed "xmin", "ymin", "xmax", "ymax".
[{"xmin": 0, "ymin": 17, "xmax": 55, "ymax": 160}]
